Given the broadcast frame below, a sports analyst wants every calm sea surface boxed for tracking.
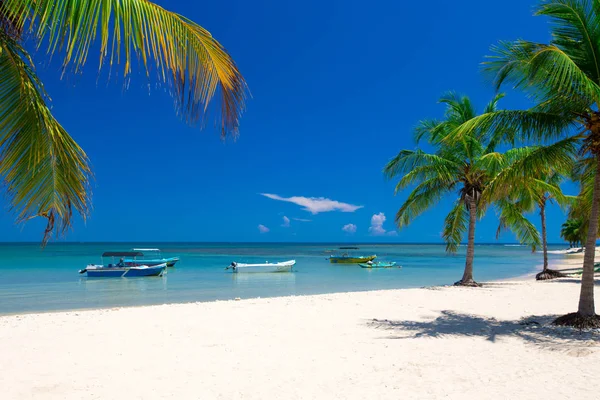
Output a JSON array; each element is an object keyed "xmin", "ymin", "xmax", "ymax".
[{"xmin": 0, "ymin": 243, "xmax": 569, "ymax": 315}]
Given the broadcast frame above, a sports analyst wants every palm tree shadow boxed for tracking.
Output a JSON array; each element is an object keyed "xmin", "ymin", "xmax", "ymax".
[{"xmin": 369, "ymin": 311, "xmax": 600, "ymax": 354}]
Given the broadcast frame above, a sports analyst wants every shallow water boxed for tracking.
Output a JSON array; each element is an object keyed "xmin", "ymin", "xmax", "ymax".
[{"xmin": 0, "ymin": 242, "xmax": 568, "ymax": 314}]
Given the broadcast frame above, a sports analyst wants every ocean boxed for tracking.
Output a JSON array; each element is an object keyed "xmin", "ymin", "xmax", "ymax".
[{"xmin": 0, "ymin": 242, "xmax": 568, "ymax": 315}]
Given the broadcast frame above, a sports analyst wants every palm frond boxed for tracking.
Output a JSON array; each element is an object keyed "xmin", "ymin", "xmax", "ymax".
[
  {"xmin": 537, "ymin": 0, "xmax": 600, "ymax": 83},
  {"xmin": 443, "ymin": 200, "xmax": 469, "ymax": 253},
  {"xmin": 395, "ymin": 178, "xmax": 452, "ymax": 228},
  {"xmin": 495, "ymin": 199, "xmax": 541, "ymax": 251},
  {"xmin": 0, "ymin": 30, "xmax": 91, "ymax": 245},
  {"xmin": 482, "ymin": 136, "xmax": 579, "ymax": 203},
  {"xmin": 485, "ymin": 38, "xmax": 600, "ymax": 108},
  {"xmin": 414, "ymin": 119, "xmax": 444, "ymax": 144},
  {"xmin": 450, "ymin": 109, "xmax": 578, "ymax": 144},
  {"xmin": 384, "ymin": 149, "xmax": 460, "ymax": 180},
  {"xmin": 1, "ymin": 0, "xmax": 247, "ymax": 136}
]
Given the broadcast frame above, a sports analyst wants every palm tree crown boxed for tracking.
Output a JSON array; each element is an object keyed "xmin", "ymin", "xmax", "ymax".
[{"xmin": 385, "ymin": 93, "xmax": 539, "ymax": 285}]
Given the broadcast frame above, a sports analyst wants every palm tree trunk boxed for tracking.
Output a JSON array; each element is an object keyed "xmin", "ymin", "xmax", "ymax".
[
  {"xmin": 536, "ymin": 198, "xmax": 567, "ymax": 281},
  {"xmin": 541, "ymin": 199, "xmax": 548, "ymax": 272},
  {"xmin": 459, "ymin": 197, "xmax": 477, "ymax": 285},
  {"xmin": 578, "ymin": 162, "xmax": 600, "ymax": 316}
]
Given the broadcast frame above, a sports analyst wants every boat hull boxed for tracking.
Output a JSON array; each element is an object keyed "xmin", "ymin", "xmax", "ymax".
[
  {"xmin": 359, "ymin": 262, "xmax": 396, "ymax": 269},
  {"xmin": 329, "ymin": 255, "xmax": 377, "ymax": 264},
  {"xmin": 124, "ymin": 257, "xmax": 180, "ymax": 267},
  {"xmin": 231, "ymin": 260, "xmax": 295, "ymax": 273},
  {"xmin": 83, "ymin": 264, "xmax": 166, "ymax": 278}
]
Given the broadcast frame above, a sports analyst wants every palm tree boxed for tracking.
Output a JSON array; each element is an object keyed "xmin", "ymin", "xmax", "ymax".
[
  {"xmin": 494, "ymin": 169, "xmax": 572, "ymax": 280},
  {"xmin": 451, "ymin": 0, "xmax": 600, "ymax": 327},
  {"xmin": 384, "ymin": 93, "xmax": 540, "ymax": 286},
  {"xmin": 561, "ymin": 218, "xmax": 585, "ymax": 248},
  {"xmin": 0, "ymin": 0, "xmax": 247, "ymax": 244}
]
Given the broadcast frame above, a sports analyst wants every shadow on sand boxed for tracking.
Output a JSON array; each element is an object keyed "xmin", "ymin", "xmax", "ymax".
[{"xmin": 368, "ymin": 309, "xmax": 600, "ymax": 355}]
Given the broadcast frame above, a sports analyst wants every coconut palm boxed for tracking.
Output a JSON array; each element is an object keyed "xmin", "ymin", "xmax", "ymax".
[
  {"xmin": 384, "ymin": 93, "xmax": 540, "ymax": 286},
  {"xmin": 0, "ymin": 0, "xmax": 247, "ymax": 244},
  {"xmin": 451, "ymin": 0, "xmax": 600, "ymax": 327},
  {"xmin": 493, "ymin": 167, "xmax": 573, "ymax": 280},
  {"xmin": 561, "ymin": 218, "xmax": 585, "ymax": 248}
]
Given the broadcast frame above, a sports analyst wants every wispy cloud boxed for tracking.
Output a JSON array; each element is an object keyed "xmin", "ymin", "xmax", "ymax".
[
  {"xmin": 282, "ymin": 216, "xmax": 291, "ymax": 228},
  {"xmin": 258, "ymin": 224, "xmax": 270, "ymax": 233},
  {"xmin": 292, "ymin": 218, "xmax": 312, "ymax": 222},
  {"xmin": 369, "ymin": 213, "xmax": 397, "ymax": 236},
  {"xmin": 260, "ymin": 193, "xmax": 362, "ymax": 214},
  {"xmin": 342, "ymin": 223, "xmax": 357, "ymax": 234}
]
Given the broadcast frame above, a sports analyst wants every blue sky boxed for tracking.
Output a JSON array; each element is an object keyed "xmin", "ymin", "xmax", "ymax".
[{"xmin": 0, "ymin": 0, "xmax": 576, "ymax": 243}]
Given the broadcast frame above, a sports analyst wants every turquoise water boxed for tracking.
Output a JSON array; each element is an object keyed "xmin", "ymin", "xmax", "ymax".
[{"xmin": 0, "ymin": 243, "xmax": 567, "ymax": 315}]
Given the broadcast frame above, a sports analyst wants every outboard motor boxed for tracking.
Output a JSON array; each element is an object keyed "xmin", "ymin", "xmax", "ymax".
[{"xmin": 225, "ymin": 262, "xmax": 237, "ymax": 271}]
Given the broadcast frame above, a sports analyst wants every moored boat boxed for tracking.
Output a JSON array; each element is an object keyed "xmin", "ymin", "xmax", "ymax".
[
  {"xmin": 329, "ymin": 254, "xmax": 377, "ymax": 264},
  {"xmin": 226, "ymin": 260, "xmax": 295, "ymax": 273},
  {"xmin": 328, "ymin": 247, "xmax": 377, "ymax": 264},
  {"xmin": 79, "ymin": 252, "xmax": 166, "ymax": 277},
  {"xmin": 124, "ymin": 248, "xmax": 180, "ymax": 267},
  {"xmin": 359, "ymin": 261, "xmax": 397, "ymax": 268}
]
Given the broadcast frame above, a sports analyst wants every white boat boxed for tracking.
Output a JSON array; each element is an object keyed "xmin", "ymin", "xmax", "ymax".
[{"xmin": 226, "ymin": 260, "xmax": 296, "ymax": 273}]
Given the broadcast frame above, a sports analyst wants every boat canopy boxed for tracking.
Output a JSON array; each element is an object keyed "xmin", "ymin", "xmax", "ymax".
[{"xmin": 102, "ymin": 251, "xmax": 143, "ymax": 257}]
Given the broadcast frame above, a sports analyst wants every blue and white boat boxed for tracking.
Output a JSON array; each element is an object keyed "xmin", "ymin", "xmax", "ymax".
[
  {"xmin": 79, "ymin": 251, "xmax": 166, "ymax": 277},
  {"xmin": 124, "ymin": 248, "xmax": 180, "ymax": 267}
]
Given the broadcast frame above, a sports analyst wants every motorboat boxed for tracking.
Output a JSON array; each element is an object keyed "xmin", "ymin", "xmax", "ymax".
[
  {"xmin": 226, "ymin": 260, "xmax": 295, "ymax": 273},
  {"xmin": 79, "ymin": 251, "xmax": 166, "ymax": 277}
]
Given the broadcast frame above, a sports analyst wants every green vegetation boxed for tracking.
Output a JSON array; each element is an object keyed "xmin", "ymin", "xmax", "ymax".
[
  {"xmin": 385, "ymin": 93, "xmax": 541, "ymax": 287},
  {"xmin": 0, "ymin": 0, "xmax": 247, "ymax": 244},
  {"xmin": 561, "ymin": 218, "xmax": 585, "ymax": 248},
  {"xmin": 386, "ymin": 0, "xmax": 600, "ymax": 328}
]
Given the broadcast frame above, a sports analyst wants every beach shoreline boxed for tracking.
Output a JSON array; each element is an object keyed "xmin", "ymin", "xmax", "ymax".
[{"xmin": 2, "ymin": 271, "xmax": 599, "ymax": 399}]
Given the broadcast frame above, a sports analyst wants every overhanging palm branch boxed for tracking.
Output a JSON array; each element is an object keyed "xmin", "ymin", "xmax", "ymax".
[
  {"xmin": 1, "ymin": 0, "xmax": 247, "ymax": 136},
  {"xmin": 0, "ymin": 30, "xmax": 90, "ymax": 244}
]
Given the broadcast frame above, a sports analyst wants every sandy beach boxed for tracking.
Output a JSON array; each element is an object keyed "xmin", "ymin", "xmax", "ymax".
[{"xmin": 1, "ymin": 265, "xmax": 599, "ymax": 400}]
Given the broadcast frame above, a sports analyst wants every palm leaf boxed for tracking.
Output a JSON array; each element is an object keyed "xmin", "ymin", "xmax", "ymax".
[
  {"xmin": 0, "ymin": 30, "xmax": 91, "ymax": 244},
  {"xmin": 495, "ymin": 199, "xmax": 541, "ymax": 251},
  {"xmin": 443, "ymin": 200, "xmax": 468, "ymax": 253},
  {"xmin": 2, "ymin": 0, "xmax": 247, "ymax": 136},
  {"xmin": 537, "ymin": 0, "xmax": 600, "ymax": 83},
  {"xmin": 395, "ymin": 178, "xmax": 452, "ymax": 228}
]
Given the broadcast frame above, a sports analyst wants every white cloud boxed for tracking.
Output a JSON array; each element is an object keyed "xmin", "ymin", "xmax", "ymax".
[
  {"xmin": 282, "ymin": 216, "xmax": 290, "ymax": 228},
  {"xmin": 368, "ymin": 212, "xmax": 397, "ymax": 236},
  {"xmin": 260, "ymin": 193, "xmax": 363, "ymax": 214},
  {"xmin": 258, "ymin": 224, "xmax": 270, "ymax": 233},
  {"xmin": 342, "ymin": 223, "xmax": 357, "ymax": 234},
  {"xmin": 292, "ymin": 218, "xmax": 312, "ymax": 222}
]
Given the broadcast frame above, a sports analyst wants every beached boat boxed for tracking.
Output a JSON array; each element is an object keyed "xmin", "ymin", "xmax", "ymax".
[
  {"xmin": 565, "ymin": 247, "xmax": 584, "ymax": 255},
  {"xmin": 329, "ymin": 254, "xmax": 377, "ymax": 264},
  {"xmin": 124, "ymin": 248, "xmax": 180, "ymax": 267},
  {"xmin": 79, "ymin": 252, "xmax": 166, "ymax": 277},
  {"xmin": 226, "ymin": 260, "xmax": 295, "ymax": 273},
  {"xmin": 359, "ymin": 261, "xmax": 397, "ymax": 268}
]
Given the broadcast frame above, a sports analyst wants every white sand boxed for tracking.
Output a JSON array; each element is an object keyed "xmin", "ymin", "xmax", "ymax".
[{"xmin": 1, "ymin": 273, "xmax": 600, "ymax": 399}]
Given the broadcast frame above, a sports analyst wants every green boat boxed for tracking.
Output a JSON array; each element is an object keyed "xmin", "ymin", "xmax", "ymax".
[{"xmin": 359, "ymin": 261, "xmax": 397, "ymax": 268}]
